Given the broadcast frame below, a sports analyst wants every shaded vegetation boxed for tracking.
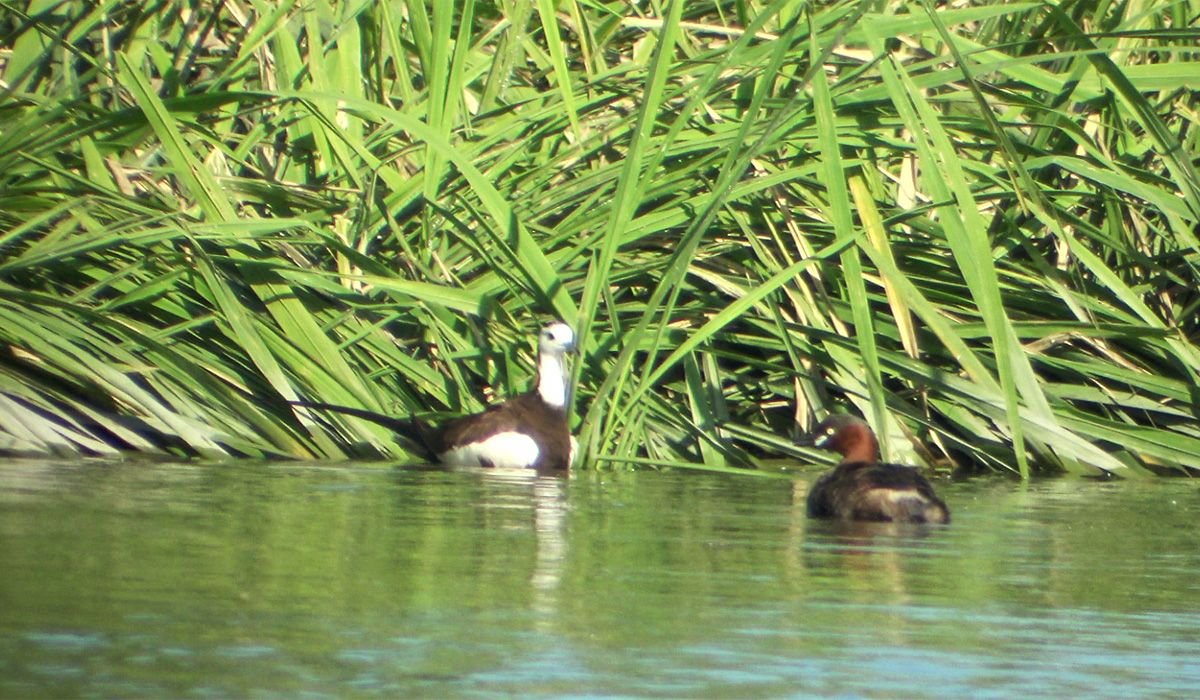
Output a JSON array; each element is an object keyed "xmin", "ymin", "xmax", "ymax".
[{"xmin": 1, "ymin": 0, "xmax": 1198, "ymax": 476}]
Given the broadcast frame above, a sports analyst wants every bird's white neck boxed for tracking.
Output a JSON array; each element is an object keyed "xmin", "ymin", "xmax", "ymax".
[{"xmin": 537, "ymin": 351, "xmax": 570, "ymax": 409}]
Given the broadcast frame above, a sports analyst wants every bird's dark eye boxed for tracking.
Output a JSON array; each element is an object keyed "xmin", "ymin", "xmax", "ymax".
[{"xmin": 812, "ymin": 426, "xmax": 835, "ymax": 446}]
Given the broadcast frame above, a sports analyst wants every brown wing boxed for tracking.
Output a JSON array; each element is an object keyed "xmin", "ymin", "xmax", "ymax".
[
  {"xmin": 437, "ymin": 392, "xmax": 572, "ymax": 470},
  {"xmin": 807, "ymin": 462, "xmax": 949, "ymax": 524}
]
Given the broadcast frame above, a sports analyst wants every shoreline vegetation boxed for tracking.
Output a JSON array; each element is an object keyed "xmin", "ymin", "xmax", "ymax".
[{"xmin": 1, "ymin": 0, "xmax": 1197, "ymax": 476}]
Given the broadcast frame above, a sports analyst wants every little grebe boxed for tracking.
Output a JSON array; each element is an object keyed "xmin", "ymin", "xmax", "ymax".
[{"xmin": 796, "ymin": 414, "xmax": 950, "ymax": 524}]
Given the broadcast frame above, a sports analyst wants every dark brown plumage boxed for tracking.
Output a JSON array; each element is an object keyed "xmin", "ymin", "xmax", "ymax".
[
  {"xmin": 294, "ymin": 392, "xmax": 573, "ymax": 470},
  {"xmin": 797, "ymin": 414, "xmax": 950, "ymax": 524},
  {"xmin": 435, "ymin": 391, "xmax": 572, "ymax": 470},
  {"xmin": 295, "ymin": 322, "xmax": 576, "ymax": 471}
]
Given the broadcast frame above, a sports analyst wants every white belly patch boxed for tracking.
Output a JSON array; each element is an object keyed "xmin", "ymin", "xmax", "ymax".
[{"xmin": 441, "ymin": 432, "xmax": 541, "ymax": 469}]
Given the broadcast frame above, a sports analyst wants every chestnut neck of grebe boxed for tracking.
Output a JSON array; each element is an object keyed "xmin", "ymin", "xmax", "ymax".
[{"xmin": 832, "ymin": 422, "xmax": 880, "ymax": 464}]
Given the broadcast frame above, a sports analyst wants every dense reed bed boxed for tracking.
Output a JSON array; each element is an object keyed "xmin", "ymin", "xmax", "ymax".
[{"xmin": 1, "ymin": 0, "xmax": 1198, "ymax": 476}]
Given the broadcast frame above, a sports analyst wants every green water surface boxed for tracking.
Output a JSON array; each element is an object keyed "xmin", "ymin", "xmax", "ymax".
[{"xmin": 0, "ymin": 460, "xmax": 1197, "ymax": 699}]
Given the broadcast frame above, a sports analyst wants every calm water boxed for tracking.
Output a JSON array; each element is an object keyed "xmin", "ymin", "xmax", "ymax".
[{"xmin": 1, "ymin": 459, "xmax": 1198, "ymax": 699}]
